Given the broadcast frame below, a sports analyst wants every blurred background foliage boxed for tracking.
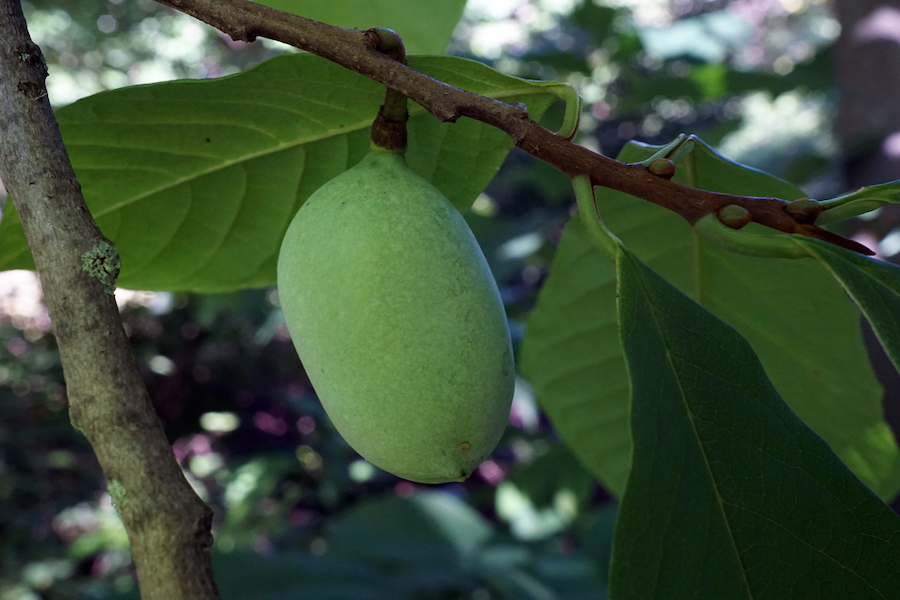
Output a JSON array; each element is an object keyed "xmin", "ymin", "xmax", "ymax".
[{"xmin": 1, "ymin": 0, "xmax": 899, "ymax": 598}]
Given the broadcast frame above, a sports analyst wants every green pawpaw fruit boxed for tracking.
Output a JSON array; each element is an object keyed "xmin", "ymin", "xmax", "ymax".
[{"xmin": 277, "ymin": 148, "xmax": 515, "ymax": 484}]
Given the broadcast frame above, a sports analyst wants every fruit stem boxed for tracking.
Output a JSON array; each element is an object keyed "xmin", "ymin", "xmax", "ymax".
[{"xmin": 365, "ymin": 28, "xmax": 408, "ymax": 152}]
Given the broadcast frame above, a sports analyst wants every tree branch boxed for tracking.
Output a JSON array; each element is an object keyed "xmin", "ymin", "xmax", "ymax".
[
  {"xmin": 0, "ymin": 2, "xmax": 219, "ymax": 599},
  {"xmin": 155, "ymin": 0, "xmax": 870, "ymax": 254}
]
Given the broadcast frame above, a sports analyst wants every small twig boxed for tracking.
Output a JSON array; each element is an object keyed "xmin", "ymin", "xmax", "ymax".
[
  {"xmin": 0, "ymin": 2, "xmax": 219, "ymax": 599},
  {"xmin": 155, "ymin": 0, "xmax": 869, "ymax": 253}
]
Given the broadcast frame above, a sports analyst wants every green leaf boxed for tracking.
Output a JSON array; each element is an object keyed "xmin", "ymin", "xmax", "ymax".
[
  {"xmin": 255, "ymin": 0, "xmax": 466, "ymax": 55},
  {"xmin": 327, "ymin": 491, "xmax": 601, "ymax": 599},
  {"xmin": 817, "ymin": 179, "xmax": 900, "ymax": 224},
  {"xmin": 522, "ymin": 139, "xmax": 900, "ymax": 499},
  {"xmin": 212, "ymin": 550, "xmax": 402, "ymax": 600},
  {"xmin": 610, "ymin": 246, "xmax": 900, "ymax": 600},
  {"xmin": 795, "ymin": 237, "xmax": 900, "ymax": 374},
  {"xmin": 0, "ymin": 54, "xmax": 562, "ymax": 292},
  {"xmin": 328, "ymin": 491, "xmax": 493, "ymax": 567},
  {"xmin": 520, "ymin": 217, "xmax": 630, "ymax": 493}
]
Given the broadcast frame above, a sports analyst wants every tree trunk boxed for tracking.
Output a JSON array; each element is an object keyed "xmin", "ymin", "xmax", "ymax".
[{"xmin": 0, "ymin": 1, "xmax": 221, "ymax": 597}]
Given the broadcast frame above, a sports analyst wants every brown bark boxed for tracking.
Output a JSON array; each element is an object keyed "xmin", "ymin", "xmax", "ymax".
[{"xmin": 0, "ymin": 2, "xmax": 219, "ymax": 598}]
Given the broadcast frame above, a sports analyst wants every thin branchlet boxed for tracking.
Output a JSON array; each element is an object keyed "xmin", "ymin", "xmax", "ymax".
[{"xmin": 153, "ymin": 0, "xmax": 871, "ymax": 253}]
